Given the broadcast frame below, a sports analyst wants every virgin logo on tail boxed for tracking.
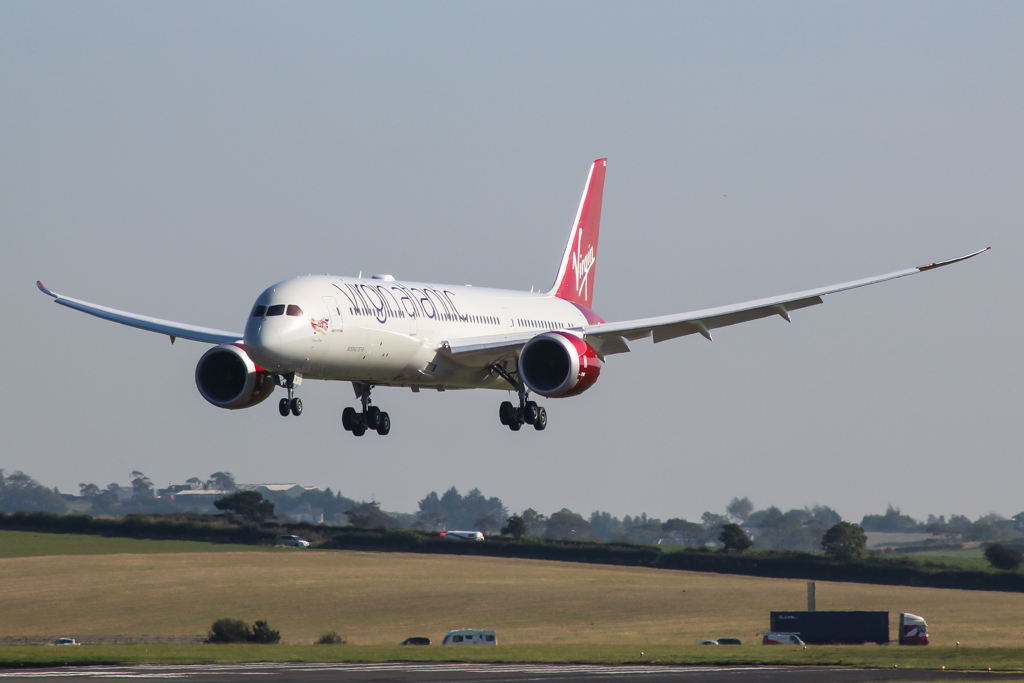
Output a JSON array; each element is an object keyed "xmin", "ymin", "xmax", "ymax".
[
  {"xmin": 549, "ymin": 158, "xmax": 606, "ymax": 310},
  {"xmin": 572, "ymin": 227, "xmax": 596, "ymax": 301}
]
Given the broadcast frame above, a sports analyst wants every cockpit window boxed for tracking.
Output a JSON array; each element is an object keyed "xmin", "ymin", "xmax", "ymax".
[
  {"xmin": 286, "ymin": 305, "xmax": 303, "ymax": 316},
  {"xmin": 252, "ymin": 305, "xmax": 267, "ymax": 317},
  {"xmin": 266, "ymin": 304, "xmax": 286, "ymax": 316}
]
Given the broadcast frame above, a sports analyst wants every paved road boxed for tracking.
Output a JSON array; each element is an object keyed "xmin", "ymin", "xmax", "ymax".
[{"xmin": 0, "ymin": 663, "xmax": 1020, "ymax": 683}]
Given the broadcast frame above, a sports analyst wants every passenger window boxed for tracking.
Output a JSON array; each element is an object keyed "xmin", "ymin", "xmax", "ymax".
[
  {"xmin": 486, "ymin": 635, "xmax": 494, "ymax": 641},
  {"xmin": 453, "ymin": 636, "xmax": 463, "ymax": 642},
  {"xmin": 266, "ymin": 304, "xmax": 285, "ymax": 316},
  {"xmin": 252, "ymin": 305, "xmax": 267, "ymax": 317},
  {"xmin": 286, "ymin": 305, "xmax": 303, "ymax": 316}
]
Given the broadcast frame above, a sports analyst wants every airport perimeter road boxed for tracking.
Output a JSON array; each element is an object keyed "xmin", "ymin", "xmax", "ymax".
[{"xmin": 1, "ymin": 663, "xmax": 1022, "ymax": 682}]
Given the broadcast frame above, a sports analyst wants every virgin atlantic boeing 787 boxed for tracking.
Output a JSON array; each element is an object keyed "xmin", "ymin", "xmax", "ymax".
[{"xmin": 38, "ymin": 159, "xmax": 988, "ymax": 436}]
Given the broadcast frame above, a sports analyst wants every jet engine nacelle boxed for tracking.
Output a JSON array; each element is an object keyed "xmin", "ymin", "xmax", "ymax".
[
  {"xmin": 195, "ymin": 343, "xmax": 275, "ymax": 410},
  {"xmin": 519, "ymin": 331, "xmax": 602, "ymax": 398}
]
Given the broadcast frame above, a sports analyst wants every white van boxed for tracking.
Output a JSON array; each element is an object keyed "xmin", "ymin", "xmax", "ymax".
[
  {"xmin": 441, "ymin": 531, "xmax": 485, "ymax": 541},
  {"xmin": 758, "ymin": 632, "xmax": 805, "ymax": 645},
  {"xmin": 441, "ymin": 629, "xmax": 496, "ymax": 645}
]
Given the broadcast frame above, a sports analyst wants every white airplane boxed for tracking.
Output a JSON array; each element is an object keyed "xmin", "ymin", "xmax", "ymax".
[{"xmin": 38, "ymin": 159, "xmax": 988, "ymax": 436}]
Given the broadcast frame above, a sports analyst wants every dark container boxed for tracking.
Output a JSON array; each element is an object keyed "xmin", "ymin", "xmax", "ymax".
[{"xmin": 770, "ymin": 611, "xmax": 889, "ymax": 645}]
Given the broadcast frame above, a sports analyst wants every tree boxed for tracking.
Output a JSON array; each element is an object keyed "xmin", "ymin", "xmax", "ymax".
[
  {"xmin": 860, "ymin": 505, "xmax": 921, "ymax": 532},
  {"xmin": 821, "ymin": 521, "xmax": 867, "ymax": 560},
  {"xmin": 214, "ymin": 490, "xmax": 275, "ymax": 522},
  {"xmin": 79, "ymin": 483, "xmax": 100, "ymax": 499},
  {"xmin": 206, "ymin": 617, "xmax": 280, "ymax": 644},
  {"xmin": 545, "ymin": 509, "xmax": 593, "ymax": 540},
  {"xmin": 500, "ymin": 514, "xmax": 527, "ymax": 539},
  {"xmin": 207, "ymin": 472, "xmax": 237, "ymax": 491},
  {"xmin": 662, "ymin": 518, "xmax": 708, "ymax": 546},
  {"xmin": 474, "ymin": 515, "xmax": 500, "ymax": 534},
  {"xmin": 344, "ymin": 501, "xmax": 401, "ymax": 529},
  {"xmin": 130, "ymin": 471, "xmax": 154, "ymax": 500},
  {"xmin": 726, "ymin": 497, "xmax": 754, "ymax": 522},
  {"xmin": 984, "ymin": 543, "xmax": 1024, "ymax": 571},
  {"xmin": 719, "ymin": 523, "xmax": 753, "ymax": 552},
  {"xmin": 521, "ymin": 508, "xmax": 548, "ymax": 537},
  {"xmin": 0, "ymin": 470, "xmax": 68, "ymax": 514}
]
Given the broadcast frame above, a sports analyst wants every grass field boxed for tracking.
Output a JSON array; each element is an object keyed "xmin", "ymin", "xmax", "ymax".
[
  {"xmin": 1, "ymin": 644, "xmax": 1024, "ymax": 672},
  {"xmin": 3, "ymin": 531, "xmax": 1024, "ymax": 650},
  {"xmin": 0, "ymin": 530, "xmax": 277, "ymax": 559}
]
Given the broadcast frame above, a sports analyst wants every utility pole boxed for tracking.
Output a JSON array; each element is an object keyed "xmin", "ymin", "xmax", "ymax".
[{"xmin": 807, "ymin": 581, "xmax": 816, "ymax": 611}]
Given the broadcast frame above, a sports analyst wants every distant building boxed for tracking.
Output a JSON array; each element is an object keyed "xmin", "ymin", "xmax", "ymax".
[{"xmin": 241, "ymin": 484, "xmax": 322, "ymax": 498}]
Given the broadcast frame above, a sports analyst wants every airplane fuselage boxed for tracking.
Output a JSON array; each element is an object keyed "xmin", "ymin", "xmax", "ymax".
[{"xmin": 243, "ymin": 275, "xmax": 602, "ymax": 391}]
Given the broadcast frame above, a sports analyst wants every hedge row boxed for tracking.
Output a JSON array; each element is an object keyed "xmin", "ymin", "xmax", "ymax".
[{"xmin": 3, "ymin": 511, "xmax": 1023, "ymax": 593}]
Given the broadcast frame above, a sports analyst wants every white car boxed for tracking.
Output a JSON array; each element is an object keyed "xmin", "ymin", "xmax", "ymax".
[
  {"xmin": 278, "ymin": 535, "xmax": 310, "ymax": 547},
  {"xmin": 50, "ymin": 638, "xmax": 80, "ymax": 646}
]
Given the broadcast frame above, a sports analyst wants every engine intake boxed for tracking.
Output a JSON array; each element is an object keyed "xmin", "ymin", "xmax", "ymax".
[
  {"xmin": 519, "ymin": 331, "xmax": 602, "ymax": 398},
  {"xmin": 195, "ymin": 344, "xmax": 275, "ymax": 410}
]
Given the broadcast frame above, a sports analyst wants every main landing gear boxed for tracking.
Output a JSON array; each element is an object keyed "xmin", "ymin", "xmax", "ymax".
[
  {"xmin": 492, "ymin": 367, "xmax": 546, "ymax": 432},
  {"xmin": 277, "ymin": 373, "xmax": 302, "ymax": 417},
  {"xmin": 342, "ymin": 382, "xmax": 391, "ymax": 437}
]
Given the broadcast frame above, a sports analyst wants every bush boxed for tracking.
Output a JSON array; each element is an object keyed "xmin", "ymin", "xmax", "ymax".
[
  {"xmin": 985, "ymin": 543, "xmax": 1024, "ymax": 571},
  {"xmin": 207, "ymin": 618, "xmax": 252, "ymax": 644},
  {"xmin": 250, "ymin": 620, "xmax": 281, "ymax": 644},
  {"xmin": 206, "ymin": 618, "xmax": 280, "ymax": 644},
  {"xmin": 316, "ymin": 631, "xmax": 346, "ymax": 645}
]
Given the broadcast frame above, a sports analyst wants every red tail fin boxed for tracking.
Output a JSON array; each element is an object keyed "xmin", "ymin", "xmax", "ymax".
[{"xmin": 548, "ymin": 158, "xmax": 606, "ymax": 309}]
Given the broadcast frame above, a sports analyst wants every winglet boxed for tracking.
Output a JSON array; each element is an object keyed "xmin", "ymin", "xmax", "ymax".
[
  {"xmin": 917, "ymin": 246, "xmax": 990, "ymax": 272},
  {"xmin": 37, "ymin": 280, "xmax": 56, "ymax": 298}
]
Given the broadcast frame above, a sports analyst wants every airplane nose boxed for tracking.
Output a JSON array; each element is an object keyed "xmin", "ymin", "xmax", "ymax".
[{"xmin": 245, "ymin": 319, "xmax": 280, "ymax": 366}]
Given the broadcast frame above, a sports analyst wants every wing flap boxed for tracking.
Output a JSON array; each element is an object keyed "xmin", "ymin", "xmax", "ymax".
[{"xmin": 38, "ymin": 281, "xmax": 242, "ymax": 345}]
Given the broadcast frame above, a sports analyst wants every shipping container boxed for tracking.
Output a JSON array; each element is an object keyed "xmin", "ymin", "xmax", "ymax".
[{"xmin": 769, "ymin": 611, "xmax": 889, "ymax": 645}]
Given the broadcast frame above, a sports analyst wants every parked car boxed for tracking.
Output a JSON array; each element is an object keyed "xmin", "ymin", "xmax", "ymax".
[
  {"xmin": 400, "ymin": 637, "xmax": 431, "ymax": 645},
  {"xmin": 716, "ymin": 638, "xmax": 742, "ymax": 645},
  {"xmin": 441, "ymin": 629, "xmax": 496, "ymax": 645},
  {"xmin": 758, "ymin": 632, "xmax": 805, "ymax": 645},
  {"xmin": 278, "ymin": 535, "xmax": 310, "ymax": 547},
  {"xmin": 699, "ymin": 640, "xmax": 718, "ymax": 645},
  {"xmin": 440, "ymin": 531, "xmax": 485, "ymax": 541},
  {"xmin": 49, "ymin": 638, "xmax": 80, "ymax": 646}
]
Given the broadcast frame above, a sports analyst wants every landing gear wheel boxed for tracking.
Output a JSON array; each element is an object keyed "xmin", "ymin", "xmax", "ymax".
[
  {"xmin": 366, "ymin": 406, "xmax": 381, "ymax": 429},
  {"xmin": 523, "ymin": 401, "xmax": 539, "ymax": 425},
  {"xmin": 533, "ymin": 406, "xmax": 547, "ymax": 431},
  {"xmin": 499, "ymin": 401, "xmax": 515, "ymax": 426},
  {"xmin": 290, "ymin": 398, "xmax": 302, "ymax": 416},
  {"xmin": 279, "ymin": 398, "xmax": 291, "ymax": 417},
  {"xmin": 342, "ymin": 407, "xmax": 357, "ymax": 431},
  {"xmin": 377, "ymin": 412, "xmax": 391, "ymax": 435},
  {"xmin": 352, "ymin": 425, "xmax": 366, "ymax": 436},
  {"xmin": 509, "ymin": 420, "xmax": 521, "ymax": 431}
]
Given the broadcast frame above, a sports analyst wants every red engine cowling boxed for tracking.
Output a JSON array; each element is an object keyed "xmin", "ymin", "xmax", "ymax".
[
  {"xmin": 519, "ymin": 331, "xmax": 602, "ymax": 398},
  {"xmin": 195, "ymin": 344, "xmax": 275, "ymax": 410}
]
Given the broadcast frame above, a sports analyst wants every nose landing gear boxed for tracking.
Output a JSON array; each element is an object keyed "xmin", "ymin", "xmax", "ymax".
[
  {"xmin": 342, "ymin": 382, "xmax": 391, "ymax": 436},
  {"xmin": 276, "ymin": 373, "xmax": 302, "ymax": 416}
]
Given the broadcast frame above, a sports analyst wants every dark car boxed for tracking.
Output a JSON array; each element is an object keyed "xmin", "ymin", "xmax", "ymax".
[
  {"xmin": 400, "ymin": 637, "xmax": 431, "ymax": 646},
  {"xmin": 716, "ymin": 638, "xmax": 742, "ymax": 645}
]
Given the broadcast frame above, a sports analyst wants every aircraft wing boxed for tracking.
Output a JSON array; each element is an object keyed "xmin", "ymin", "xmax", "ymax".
[
  {"xmin": 444, "ymin": 247, "xmax": 989, "ymax": 362},
  {"xmin": 37, "ymin": 281, "xmax": 242, "ymax": 345},
  {"xmin": 583, "ymin": 247, "xmax": 990, "ymax": 358}
]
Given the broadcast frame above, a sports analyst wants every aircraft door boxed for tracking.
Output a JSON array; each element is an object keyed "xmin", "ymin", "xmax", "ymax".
[
  {"xmin": 323, "ymin": 296, "xmax": 344, "ymax": 332},
  {"xmin": 501, "ymin": 307, "xmax": 514, "ymax": 332}
]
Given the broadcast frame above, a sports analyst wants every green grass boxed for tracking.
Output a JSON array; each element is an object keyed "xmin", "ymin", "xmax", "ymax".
[
  {"xmin": 0, "ymin": 530, "xmax": 280, "ymax": 558},
  {"xmin": 0, "ymin": 644, "xmax": 1023, "ymax": 671},
  {"xmin": 901, "ymin": 548, "xmax": 991, "ymax": 571}
]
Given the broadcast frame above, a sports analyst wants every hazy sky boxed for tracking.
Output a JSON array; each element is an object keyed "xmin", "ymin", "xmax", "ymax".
[{"xmin": 2, "ymin": 2, "xmax": 1020, "ymax": 524}]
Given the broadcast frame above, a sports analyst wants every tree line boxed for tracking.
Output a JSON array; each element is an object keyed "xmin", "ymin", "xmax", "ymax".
[{"xmin": 2, "ymin": 469, "xmax": 1023, "ymax": 551}]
